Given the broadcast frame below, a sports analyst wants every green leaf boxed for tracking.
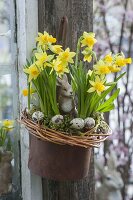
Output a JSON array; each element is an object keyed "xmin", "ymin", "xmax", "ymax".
[
  {"xmin": 96, "ymin": 88, "xmax": 120, "ymax": 111},
  {"xmin": 115, "ymin": 72, "xmax": 126, "ymax": 82},
  {"xmin": 99, "ymin": 84, "xmax": 116, "ymax": 101},
  {"xmin": 98, "ymin": 103, "xmax": 115, "ymax": 112},
  {"xmin": 105, "ymin": 81, "xmax": 117, "ymax": 86},
  {"xmin": 88, "ymin": 83, "xmax": 116, "ymax": 114}
]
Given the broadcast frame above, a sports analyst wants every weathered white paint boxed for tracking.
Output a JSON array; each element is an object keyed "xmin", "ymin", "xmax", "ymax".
[
  {"xmin": 10, "ymin": 0, "xmax": 21, "ymax": 192},
  {"xmin": 0, "ymin": 64, "xmax": 12, "ymax": 75},
  {"xmin": 16, "ymin": 0, "xmax": 43, "ymax": 200}
]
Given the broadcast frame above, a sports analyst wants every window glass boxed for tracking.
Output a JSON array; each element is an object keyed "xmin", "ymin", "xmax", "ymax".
[{"xmin": 0, "ymin": 1, "xmax": 21, "ymax": 199}]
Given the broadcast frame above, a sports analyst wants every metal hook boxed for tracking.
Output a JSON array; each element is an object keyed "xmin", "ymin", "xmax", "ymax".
[{"xmin": 57, "ymin": 16, "xmax": 68, "ymax": 49}]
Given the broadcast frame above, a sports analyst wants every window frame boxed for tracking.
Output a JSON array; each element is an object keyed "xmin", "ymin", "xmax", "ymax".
[{"xmin": 16, "ymin": 0, "xmax": 43, "ymax": 200}]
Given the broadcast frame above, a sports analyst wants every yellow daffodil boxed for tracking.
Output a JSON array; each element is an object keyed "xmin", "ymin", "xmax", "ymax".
[
  {"xmin": 115, "ymin": 55, "xmax": 132, "ymax": 67},
  {"xmin": 125, "ymin": 58, "xmax": 132, "ymax": 64},
  {"xmin": 82, "ymin": 48, "xmax": 92, "ymax": 63},
  {"xmin": 88, "ymin": 76, "xmax": 105, "ymax": 95},
  {"xmin": 35, "ymin": 52, "xmax": 48, "ymax": 63},
  {"xmin": 53, "ymin": 59, "xmax": 69, "ymax": 75},
  {"xmin": 22, "ymin": 88, "xmax": 35, "ymax": 96},
  {"xmin": 48, "ymin": 36, "xmax": 56, "ymax": 43},
  {"xmin": 104, "ymin": 53, "xmax": 113, "ymax": 63},
  {"xmin": 3, "ymin": 120, "xmax": 14, "ymax": 130},
  {"xmin": 94, "ymin": 60, "xmax": 111, "ymax": 75},
  {"xmin": 50, "ymin": 45, "xmax": 63, "ymax": 54},
  {"xmin": 58, "ymin": 48, "xmax": 76, "ymax": 64},
  {"xmin": 84, "ymin": 55, "xmax": 92, "ymax": 62},
  {"xmin": 108, "ymin": 65, "xmax": 121, "ymax": 73},
  {"xmin": 87, "ymin": 70, "xmax": 93, "ymax": 76},
  {"xmin": 81, "ymin": 32, "xmax": 97, "ymax": 49},
  {"xmin": 35, "ymin": 52, "xmax": 53, "ymax": 69},
  {"xmin": 23, "ymin": 64, "xmax": 40, "ymax": 82},
  {"xmin": 36, "ymin": 31, "xmax": 56, "ymax": 47}
]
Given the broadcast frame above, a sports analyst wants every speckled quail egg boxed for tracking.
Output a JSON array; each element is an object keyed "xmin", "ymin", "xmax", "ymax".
[
  {"xmin": 70, "ymin": 118, "xmax": 85, "ymax": 130},
  {"xmin": 51, "ymin": 115, "xmax": 64, "ymax": 125},
  {"xmin": 32, "ymin": 111, "xmax": 44, "ymax": 122},
  {"xmin": 84, "ymin": 117, "xmax": 95, "ymax": 130}
]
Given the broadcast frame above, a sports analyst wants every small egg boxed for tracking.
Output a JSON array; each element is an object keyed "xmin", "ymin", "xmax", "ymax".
[
  {"xmin": 84, "ymin": 117, "xmax": 95, "ymax": 129},
  {"xmin": 70, "ymin": 118, "xmax": 84, "ymax": 130},
  {"xmin": 51, "ymin": 115, "xmax": 64, "ymax": 125},
  {"xmin": 32, "ymin": 111, "xmax": 44, "ymax": 122}
]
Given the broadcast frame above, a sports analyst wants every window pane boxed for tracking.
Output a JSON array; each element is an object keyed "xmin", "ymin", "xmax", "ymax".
[
  {"xmin": 0, "ymin": 0, "xmax": 21, "ymax": 199},
  {"xmin": 0, "ymin": 0, "xmax": 11, "ymax": 65},
  {"xmin": 0, "ymin": 74, "xmax": 12, "ymax": 120}
]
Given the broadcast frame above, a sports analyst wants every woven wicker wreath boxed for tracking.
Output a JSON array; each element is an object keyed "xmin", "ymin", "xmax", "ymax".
[{"xmin": 19, "ymin": 111, "xmax": 112, "ymax": 148}]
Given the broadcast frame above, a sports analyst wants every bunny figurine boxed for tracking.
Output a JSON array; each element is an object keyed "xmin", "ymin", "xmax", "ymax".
[
  {"xmin": 0, "ymin": 150, "xmax": 13, "ymax": 195},
  {"xmin": 95, "ymin": 151, "xmax": 124, "ymax": 200},
  {"xmin": 57, "ymin": 74, "xmax": 77, "ymax": 117}
]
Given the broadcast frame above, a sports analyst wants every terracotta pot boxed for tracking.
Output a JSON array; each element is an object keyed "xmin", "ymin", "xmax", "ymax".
[{"xmin": 28, "ymin": 134, "xmax": 92, "ymax": 181}]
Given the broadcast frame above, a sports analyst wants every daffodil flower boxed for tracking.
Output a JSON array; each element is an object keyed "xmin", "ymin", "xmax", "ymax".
[
  {"xmin": 81, "ymin": 32, "xmax": 97, "ymax": 49},
  {"xmin": 58, "ymin": 48, "xmax": 76, "ymax": 64},
  {"xmin": 82, "ymin": 48, "xmax": 92, "ymax": 63},
  {"xmin": 3, "ymin": 120, "xmax": 14, "ymax": 130},
  {"xmin": 36, "ymin": 31, "xmax": 56, "ymax": 47},
  {"xmin": 23, "ymin": 64, "xmax": 40, "ymax": 82},
  {"xmin": 35, "ymin": 52, "xmax": 54, "ymax": 69},
  {"xmin": 87, "ymin": 70, "xmax": 93, "ymax": 76},
  {"xmin": 22, "ymin": 88, "xmax": 35, "ymax": 96},
  {"xmin": 115, "ymin": 55, "xmax": 132, "ymax": 67},
  {"xmin": 88, "ymin": 76, "xmax": 106, "ymax": 96},
  {"xmin": 104, "ymin": 53, "xmax": 113, "ymax": 63},
  {"xmin": 108, "ymin": 65, "xmax": 121, "ymax": 73},
  {"xmin": 94, "ymin": 60, "xmax": 111, "ymax": 75},
  {"xmin": 53, "ymin": 59, "xmax": 69, "ymax": 75},
  {"xmin": 50, "ymin": 45, "xmax": 63, "ymax": 54}
]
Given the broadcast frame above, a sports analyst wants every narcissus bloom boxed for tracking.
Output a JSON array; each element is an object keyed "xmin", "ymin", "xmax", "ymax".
[
  {"xmin": 87, "ymin": 70, "xmax": 93, "ymax": 76},
  {"xmin": 94, "ymin": 60, "xmax": 111, "ymax": 75},
  {"xmin": 3, "ymin": 120, "xmax": 14, "ymax": 129},
  {"xmin": 53, "ymin": 59, "xmax": 69, "ymax": 75},
  {"xmin": 50, "ymin": 45, "xmax": 63, "ymax": 54},
  {"xmin": 23, "ymin": 64, "xmax": 40, "ymax": 82},
  {"xmin": 35, "ymin": 52, "xmax": 53, "ymax": 69},
  {"xmin": 81, "ymin": 32, "xmax": 97, "ymax": 49},
  {"xmin": 115, "ymin": 55, "xmax": 132, "ymax": 67},
  {"xmin": 108, "ymin": 65, "xmax": 121, "ymax": 73},
  {"xmin": 36, "ymin": 32, "xmax": 56, "ymax": 46},
  {"xmin": 58, "ymin": 48, "xmax": 76, "ymax": 64},
  {"xmin": 22, "ymin": 88, "xmax": 35, "ymax": 96},
  {"xmin": 88, "ymin": 76, "xmax": 105, "ymax": 95},
  {"xmin": 104, "ymin": 53, "xmax": 113, "ymax": 63},
  {"xmin": 82, "ymin": 48, "xmax": 92, "ymax": 63}
]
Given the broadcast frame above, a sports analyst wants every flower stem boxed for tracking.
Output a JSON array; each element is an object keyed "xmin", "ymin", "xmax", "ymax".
[
  {"xmin": 28, "ymin": 82, "xmax": 30, "ymax": 110},
  {"xmin": 92, "ymin": 51, "xmax": 97, "ymax": 63},
  {"xmin": 75, "ymin": 38, "xmax": 81, "ymax": 68}
]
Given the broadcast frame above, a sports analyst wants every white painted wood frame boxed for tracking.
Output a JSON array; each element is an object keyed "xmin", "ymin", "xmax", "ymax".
[{"xmin": 16, "ymin": 0, "xmax": 43, "ymax": 200}]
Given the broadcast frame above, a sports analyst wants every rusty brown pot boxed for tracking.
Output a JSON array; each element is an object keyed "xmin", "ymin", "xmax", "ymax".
[{"xmin": 28, "ymin": 134, "xmax": 92, "ymax": 181}]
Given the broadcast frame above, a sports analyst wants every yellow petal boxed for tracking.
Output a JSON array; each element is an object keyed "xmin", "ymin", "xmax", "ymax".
[
  {"xmin": 89, "ymin": 80, "xmax": 95, "ymax": 86},
  {"xmin": 88, "ymin": 87, "xmax": 95, "ymax": 93}
]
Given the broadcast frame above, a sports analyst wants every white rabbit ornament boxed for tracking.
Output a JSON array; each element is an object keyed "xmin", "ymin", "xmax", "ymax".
[{"xmin": 95, "ymin": 152, "xmax": 124, "ymax": 200}]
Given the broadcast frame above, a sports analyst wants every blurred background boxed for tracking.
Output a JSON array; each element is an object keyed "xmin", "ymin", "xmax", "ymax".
[
  {"xmin": 0, "ymin": 0, "xmax": 133, "ymax": 199},
  {"xmin": 0, "ymin": 1, "xmax": 21, "ymax": 199},
  {"xmin": 0, "ymin": 0, "xmax": 12, "ymax": 121},
  {"xmin": 94, "ymin": 0, "xmax": 133, "ymax": 199}
]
